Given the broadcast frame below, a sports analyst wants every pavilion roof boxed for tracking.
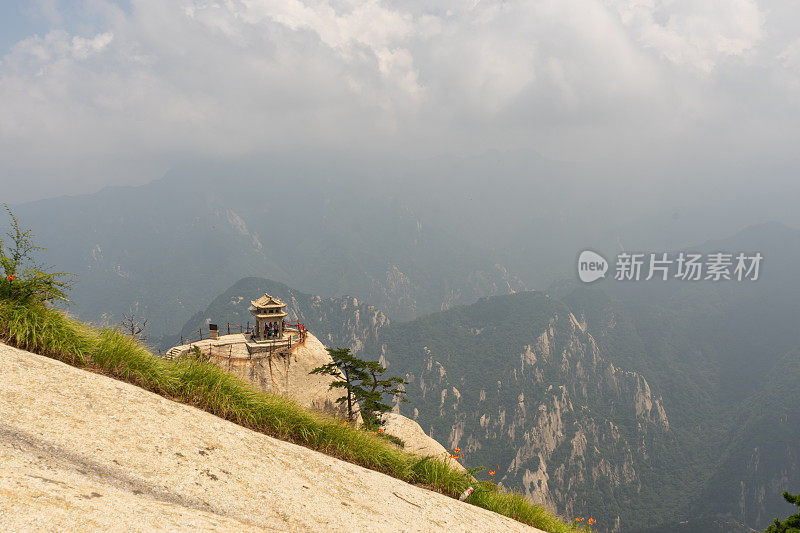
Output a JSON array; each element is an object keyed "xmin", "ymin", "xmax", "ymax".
[{"xmin": 250, "ymin": 293, "xmax": 287, "ymax": 309}]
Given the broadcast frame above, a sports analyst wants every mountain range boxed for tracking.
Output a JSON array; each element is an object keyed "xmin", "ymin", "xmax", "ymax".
[
  {"xmin": 12, "ymin": 160, "xmax": 524, "ymax": 336},
  {"xmin": 372, "ymin": 222, "xmax": 800, "ymax": 531},
  {"xmin": 171, "ymin": 222, "xmax": 800, "ymax": 532},
  {"xmin": 7, "ymin": 163, "xmax": 800, "ymax": 532}
]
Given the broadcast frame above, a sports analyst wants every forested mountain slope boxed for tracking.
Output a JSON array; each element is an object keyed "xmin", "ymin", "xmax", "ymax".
[
  {"xmin": 372, "ymin": 219, "xmax": 800, "ymax": 532},
  {"xmin": 372, "ymin": 292, "xmax": 675, "ymax": 530}
]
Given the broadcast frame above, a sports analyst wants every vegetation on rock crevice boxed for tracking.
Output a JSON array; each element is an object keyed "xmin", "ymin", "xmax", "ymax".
[{"xmin": 311, "ymin": 346, "xmax": 407, "ymax": 428}]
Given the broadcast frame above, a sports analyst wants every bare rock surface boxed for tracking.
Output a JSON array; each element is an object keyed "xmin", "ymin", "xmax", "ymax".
[
  {"xmin": 0, "ymin": 342, "xmax": 542, "ymax": 532},
  {"xmin": 381, "ymin": 413, "xmax": 466, "ymax": 472}
]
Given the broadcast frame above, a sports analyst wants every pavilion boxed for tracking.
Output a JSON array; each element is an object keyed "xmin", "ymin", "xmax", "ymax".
[{"xmin": 249, "ymin": 292, "xmax": 288, "ymax": 341}]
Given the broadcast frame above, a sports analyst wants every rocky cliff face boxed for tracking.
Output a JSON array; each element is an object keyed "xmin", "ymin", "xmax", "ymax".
[
  {"xmin": 165, "ymin": 331, "xmax": 352, "ymax": 420},
  {"xmin": 374, "ymin": 292, "xmax": 671, "ymax": 530},
  {"xmin": 563, "ymin": 278, "xmax": 800, "ymax": 532},
  {"xmin": 285, "ymin": 293, "xmax": 387, "ymax": 356}
]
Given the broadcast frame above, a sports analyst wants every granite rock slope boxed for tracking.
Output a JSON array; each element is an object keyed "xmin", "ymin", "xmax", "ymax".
[{"xmin": 0, "ymin": 342, "xmax": 542, "ymax": 532}]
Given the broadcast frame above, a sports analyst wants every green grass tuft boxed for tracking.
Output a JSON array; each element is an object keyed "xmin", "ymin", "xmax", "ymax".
[
  {"xmin": 0, "ymin": 299, "xmax": 94, "ymax": 366},
  {"xmin": 95, "ymin": 330, "xmax": 178, "ymax": 393},
  {"xmin": 0, "ymin": 299, "xmax": 584, "ymax": 532}
]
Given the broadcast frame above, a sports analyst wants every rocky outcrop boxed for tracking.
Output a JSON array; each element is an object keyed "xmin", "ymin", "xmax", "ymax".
[
  {"xmin": 288, "ymin": 294, "xmax": 388, "ymax": 356},
  {"xmin": 166, "ymin": 332, "xmax": 352, "ymax": 419},
  {"xmin": 380, "ymin": 413, "xmax": 466, "ymax": 472},
  {"xmin": 410, "ymin": 312, "xmax": 667, "ymax": 522},
  {"xmin": 0, "ymin": 342, "xmax": 542, "ymax": 532}
]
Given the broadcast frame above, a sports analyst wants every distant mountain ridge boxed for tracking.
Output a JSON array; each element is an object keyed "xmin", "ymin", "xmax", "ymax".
[
  {"xmin": 12, "ymin": 164, "xmax": 524, "ymax": 336},
  {"xmin": 366, "ymin": 222, "xmax": 800, "ymax": 532},
  {"xmin": 171, "ymin": 221, "xmax": 800, "ymax": 531},
  {"xmin": 177, "ymin": 277, "xmax": 388, "ymax": 357}
]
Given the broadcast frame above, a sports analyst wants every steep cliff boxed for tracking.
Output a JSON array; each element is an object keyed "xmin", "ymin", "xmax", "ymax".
[
  {"xmin": 373, "ymin": 292, "xmax": 673, "ymax": 530},
  {"xmin": 165, "ymin": 331, "xmax": 352, "ymax": 419},
  {"xmin": 372, "ymin": 279, "xmax": 800, "ymax": 532},
  {"xmin": 563, "ymin": 277, "xmax": 800, "ymax": 532}
]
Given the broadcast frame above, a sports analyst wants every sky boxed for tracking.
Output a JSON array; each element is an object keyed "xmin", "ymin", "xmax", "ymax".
[{"xmin": 1, "ymin": 0, "xmax": 799, "ymax": 203}]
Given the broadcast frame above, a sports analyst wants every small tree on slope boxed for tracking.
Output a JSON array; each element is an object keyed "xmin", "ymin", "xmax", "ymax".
[
  {"xmin": 120, "ymin": 307, "xmax": 148, "ymax": 342},
  {"xmin": 310, "ymin": 348, "xmax": 407, "ymax": 426},
  {"xmin": 359, "ymin": 360, "xmax": 407, "ymax": 429},
  {"xmin": 310, "ymin": 348, "xmax": 369, "ymax": 422}
]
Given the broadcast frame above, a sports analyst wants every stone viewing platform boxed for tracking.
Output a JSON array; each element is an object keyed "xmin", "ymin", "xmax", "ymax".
[
  {"xmin": 164, "ymin": 291, "xmax": 308, "ymax": 362},
  {"xmin": 163, "ymin": 329, "xmax": 304, "ymax": 362}
]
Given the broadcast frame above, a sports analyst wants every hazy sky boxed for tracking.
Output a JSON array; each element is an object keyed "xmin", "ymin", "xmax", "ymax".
[{"xmin": 1, "ymin": 0, "xmax": 799, "ymax": 203}]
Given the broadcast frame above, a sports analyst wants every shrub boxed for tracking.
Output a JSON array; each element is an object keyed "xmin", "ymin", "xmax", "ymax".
[{"xmin": 0, "ymin": 205, "xmax": 73, "ymax": 305}]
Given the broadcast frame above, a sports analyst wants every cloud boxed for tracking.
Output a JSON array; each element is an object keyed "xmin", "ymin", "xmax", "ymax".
[
  {"xmin": 605, "ymin": 0, "xmax": 764, "ymax": 72},
  {"xmin": 0, "ymin": 0, "xmax": 797, "ymax": 201},
  {"xmin": 6, "ymin": 30, "xmax": 113, "ymax": 65},
  {"xmin": 71, "ymin": 31, "xmax": 114, "ymax": 59}
]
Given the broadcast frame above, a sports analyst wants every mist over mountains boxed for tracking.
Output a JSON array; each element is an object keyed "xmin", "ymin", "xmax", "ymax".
[
  {"xmin": 3, "ymin": 2, "xmax": 800, "ymax": 531},
  {"xmin": 5, "ymin": 154, "xmax": 800, "ymax": 532},
  {"xmin": 11, "ymin": 153, "xmax": 800, "ymax": 335},
  {"xmin": 152, "ymin": 219, "xmax": 798, "ymax": 531}
]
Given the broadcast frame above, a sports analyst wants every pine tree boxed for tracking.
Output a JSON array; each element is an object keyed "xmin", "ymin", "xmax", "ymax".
[
  {"xmin": 310, "ymin": 348, "xmax": 407, "ymax": 426},
  {"xmin": 766, "ymin": 491, "xmax": 800, "ymax": 533},
  {"xmin": 360, "ymin": 360, "xmax": 407, "ymax": 429},
  {"xmin": 310, "ymin": 348, "xmax": 368, "ymax": 422}
]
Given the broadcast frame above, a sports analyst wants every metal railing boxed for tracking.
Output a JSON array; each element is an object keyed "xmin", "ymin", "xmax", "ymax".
[{"xmin": 161, "ymin": 322, "xmax": 309, "ymax": 361}]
